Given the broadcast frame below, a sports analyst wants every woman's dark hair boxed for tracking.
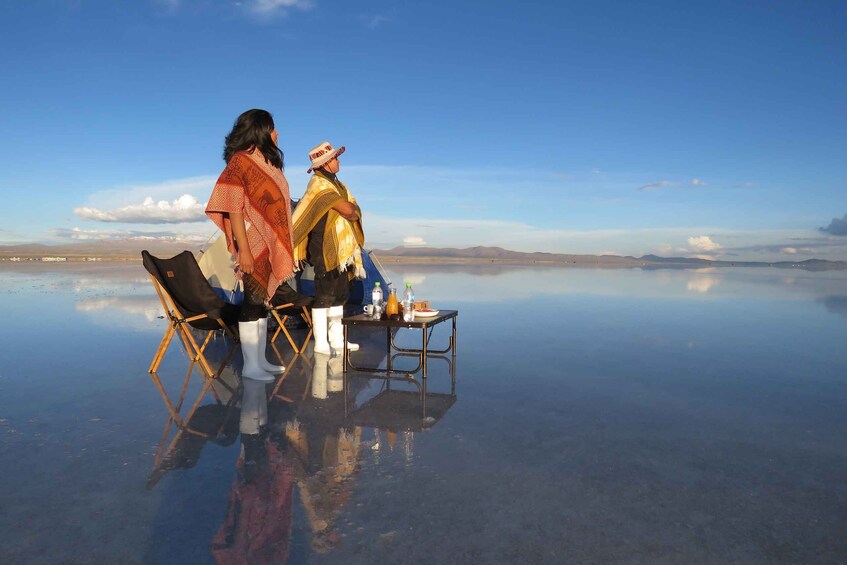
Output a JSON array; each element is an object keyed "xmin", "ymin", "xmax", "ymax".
[{"xmin": 223, "ymin": 109, "xmax": 284, "ymax": 169}]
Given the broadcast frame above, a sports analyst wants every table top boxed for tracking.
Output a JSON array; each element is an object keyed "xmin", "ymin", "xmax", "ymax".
[{"xmin": 343, "ymin": 309, "xmax": 458, "ymax": 328}]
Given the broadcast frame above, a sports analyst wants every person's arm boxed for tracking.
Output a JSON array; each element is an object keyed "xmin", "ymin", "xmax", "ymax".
[
  {"xmin": 229, "ymin": 212, "xmax": 253, "ymax": 274},
  {"xmin": 332, "ymin": 200, "xmax": 360, "ymax": 221}
]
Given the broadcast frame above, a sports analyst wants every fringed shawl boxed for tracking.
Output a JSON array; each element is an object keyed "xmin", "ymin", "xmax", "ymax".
[
  {"xmin": 292, "ymin": 172, "xmax": 365, "ymax": 278},
  {"xmin": 205, "ymin": 150, "xmax": 295, "ymax": 300}
]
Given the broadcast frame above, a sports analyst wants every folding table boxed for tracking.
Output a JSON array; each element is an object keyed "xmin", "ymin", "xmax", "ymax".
[{"xmin": 342, "ymin": 310, "xmax": 458, "ymax": 417}]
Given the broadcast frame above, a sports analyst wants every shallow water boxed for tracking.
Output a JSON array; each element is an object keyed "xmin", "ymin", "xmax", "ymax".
[{"xmin": 1, "ymin": 262, "xmax": 847, "ymax": 564}]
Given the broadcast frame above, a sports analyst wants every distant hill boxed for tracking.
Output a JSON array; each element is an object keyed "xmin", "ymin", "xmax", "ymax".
[
  {"xmin": 372, "ymin": 246, "xmax": 847, "ymax": 270},
  {"xmin": 0, "ymin": 239, "xmax": 204, "ymax": 260},
  {"xmin": 2, "ymin": 241, "xmax": 846, "ymax": 270}
]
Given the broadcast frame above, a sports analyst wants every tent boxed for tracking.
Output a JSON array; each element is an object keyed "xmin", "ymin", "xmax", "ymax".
[{"xmin": 197, "ymin": 232, "xmax": 391, "ymax": 306}]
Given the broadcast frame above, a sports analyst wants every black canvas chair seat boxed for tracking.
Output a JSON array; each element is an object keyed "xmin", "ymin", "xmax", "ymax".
[{"xmin": 142, "ymin": 250, "xmax": 240, "ymax": 378}]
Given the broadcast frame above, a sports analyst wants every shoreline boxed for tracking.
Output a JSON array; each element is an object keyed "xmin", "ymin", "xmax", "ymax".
[{"xmin": 2, "ymin": 253, "xmax": 846, "ymax": 271}]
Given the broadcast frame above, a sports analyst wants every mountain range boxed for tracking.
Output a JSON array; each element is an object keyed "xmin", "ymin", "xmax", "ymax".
[{"xmin": 1, "ymin": 241, "xmax": 845, "ymax": 270}]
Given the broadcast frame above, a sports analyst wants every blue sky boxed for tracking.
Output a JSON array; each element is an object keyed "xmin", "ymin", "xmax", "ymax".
[{"xmin": 1, "ymin": 0, "xmax": 845, "ymax": 261}]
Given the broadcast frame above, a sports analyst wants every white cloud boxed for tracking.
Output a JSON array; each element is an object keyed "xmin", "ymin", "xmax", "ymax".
[
  {"xmin": 75, "ymin": 194, "xmax": 207, "ymax": 224},
  {"xmin": 687, "ymin": 235, "xmax": 721, "ymax": 252},
  {"xmin": 638, "ymin": 180, "xmax": 672, "ymax": 191},
  {"xmin": 691, "ymin": 178, "xmax": 707, "ymax": 186},
  {"xmin": 654, "ymin": 244, "xmax": 690, "ymax": 256},
  {"xmin": 80, "ymin": 176, "xmax": 215, "ymax": 210},
  {"xmin": 55, "ymin": 227, "xmax": 208, "ymax": 242},
  {"xmin": 687, "ymin": 275, "xmax": 719, "ymax": 293},
  {"xmin": 248, "ymin": 0, "xmax": 313, "ymax": 16},
  {"xmin": 361, "ymin": 14, "xmax": 389, "ymax": 29},
  {"xmin": 402, "ymin": 236, "xmax": 427, "ymax": 247},
  {"xmin": 782, "ymin": 247, "xmax": 798, "ymax": 254}
]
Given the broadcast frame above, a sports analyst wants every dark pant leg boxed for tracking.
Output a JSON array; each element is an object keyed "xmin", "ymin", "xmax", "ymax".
[
  {"xmin": 313, "ymin": 269, "xmax": 350, "ymax": 309},
  {"xmin": 238, "ymin": 274, "xmax": 267, "ymax": 322}
]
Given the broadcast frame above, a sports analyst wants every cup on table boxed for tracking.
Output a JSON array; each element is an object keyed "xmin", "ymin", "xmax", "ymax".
[{"xmin": 363, "ymin": 304, "xmax": 375, "ymax": 316}]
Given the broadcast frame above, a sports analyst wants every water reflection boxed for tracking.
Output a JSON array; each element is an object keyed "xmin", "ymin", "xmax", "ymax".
[
  {"xmin": 820, "ymin": 295, "xmax": 847, "ymax": 318},
  {"xmin": 4, "ymin": 263, "xmax": 847, "ymax": 563},
  {"xmin": 145, "ymin": 334, "xmax": 455, "ymax": 563}
]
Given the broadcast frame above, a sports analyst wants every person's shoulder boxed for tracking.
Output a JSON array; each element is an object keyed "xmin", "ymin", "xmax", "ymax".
[
  {"xmin": 230, "ymin": 151, "xmax": 254, "ymax": 165},
  {"xmin": 227, "ymin": 151, "xmax": 263, "ymax": 175},
  {"xmin": 307, "ymin": 173, "xmax": 329, "ymax": 187}
]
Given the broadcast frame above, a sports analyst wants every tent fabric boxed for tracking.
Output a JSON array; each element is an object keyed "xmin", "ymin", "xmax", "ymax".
[
  {"xmin": 200, "ymin": 233, "xmax": 390, "ymax": 307},
  {"xmin": 295, "ymin": 247, "xmax": 390, "ymax": 305},
  {"xmin": 197, "ymin": 233, "xmax": 240, "ymax": 304}
]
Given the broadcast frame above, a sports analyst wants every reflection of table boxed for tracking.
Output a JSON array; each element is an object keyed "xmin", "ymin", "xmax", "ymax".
[{"xmin": 342, "ymin": 310, "xmax": 458, "ymax": 417}]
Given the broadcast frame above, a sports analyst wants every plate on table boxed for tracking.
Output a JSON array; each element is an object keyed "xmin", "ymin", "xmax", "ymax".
[{"xmin": 414, "ymin": 309, "xmax": 440, "ymax": 318}]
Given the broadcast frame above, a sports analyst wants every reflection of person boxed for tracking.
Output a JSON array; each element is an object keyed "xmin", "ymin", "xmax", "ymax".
[
  {"xmin": 206, "ymin": 109, "xmax": 295, "ymax": 381},
  {"xmin": 211, "ymin": 377, "xmax": 363, "ymax": 561},
  {"xmin": 311, "ymin": 352, "xmax": 345, "ymax": 400},
  {"xmin": 292, "ymin": 142, "xmax": 365, "ymax": 355},
  {"xmin": 211, "ymin": 380, "xmax": 295, "ymax": 564},
  {"xmin": 285, "ymin": 419, "xmax": 362, "ymax": 553}
]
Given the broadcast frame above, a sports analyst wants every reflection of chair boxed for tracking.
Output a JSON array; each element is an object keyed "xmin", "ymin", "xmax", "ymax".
[
  {"xmin": 142, "ymin": 250, "xmax": 240, "ymax": 378},
  {"xmin": 147, "ymin": 395, "xmax": 240, "ymax": 489},
  {"xmin": 269, "ymin": 282, "xmax": 314, "ymax": 354}
]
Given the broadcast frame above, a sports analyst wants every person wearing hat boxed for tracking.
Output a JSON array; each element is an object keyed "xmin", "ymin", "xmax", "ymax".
[
  {"xmin": 206, "ymin": 109, "xmax": 295, "ymax": 381},
  {"xmin": 292, "ymin": 141, "xmax": 365, "ymax": 355}
]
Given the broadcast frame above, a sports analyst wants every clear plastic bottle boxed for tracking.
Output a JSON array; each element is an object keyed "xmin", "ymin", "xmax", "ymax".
[
  {"xmin": 402, "ymin": 282, "xmax": 415, "ymax": 321},
  {"xmin": 371, "ymin": 281, "xmax": 383, "ymax": 318}
]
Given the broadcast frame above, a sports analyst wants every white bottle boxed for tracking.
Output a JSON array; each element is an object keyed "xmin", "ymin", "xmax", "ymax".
[
  {"xmin": 371, "ymin": 281, "xmax": 384, "ymax": 318},
  {"xmin": 402, "ymin": 282, "xmax": 415, "ymax": 321}
]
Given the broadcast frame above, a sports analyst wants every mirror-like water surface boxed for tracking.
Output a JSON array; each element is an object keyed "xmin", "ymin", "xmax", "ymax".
[{"xmin": 1, "ymin": 262, "xmax": 846, "ymax": 564}]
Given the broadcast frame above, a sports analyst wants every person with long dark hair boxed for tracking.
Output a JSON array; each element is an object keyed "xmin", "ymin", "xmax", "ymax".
[{"xmin": 206, "ymin": 109, "xmax": 295, "ymax": 381}]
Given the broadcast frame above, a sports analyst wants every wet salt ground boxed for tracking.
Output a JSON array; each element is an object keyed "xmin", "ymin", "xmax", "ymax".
[{"xmin": 2, "ymin": 263, "xmax": 847, "ymax": 563}]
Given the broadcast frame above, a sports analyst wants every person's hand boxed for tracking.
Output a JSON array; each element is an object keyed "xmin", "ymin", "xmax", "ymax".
[{"xmin": 238, "ymin": 250, "xmax": 254, "ymax": 275}]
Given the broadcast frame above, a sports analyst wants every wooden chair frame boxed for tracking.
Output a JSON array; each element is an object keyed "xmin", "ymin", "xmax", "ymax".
[
  {"xmin": 147, "ymin": 273, "xmax": 239, "ymax": 379},
  {"xmin": 269, "ymin": 302, "xmax": 313, "ymax": 354}
]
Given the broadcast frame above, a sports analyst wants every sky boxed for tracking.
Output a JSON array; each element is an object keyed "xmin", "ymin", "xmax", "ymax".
[{"xmin": 1, "ymin": 0, "xmax": 845, "ymax": 261}]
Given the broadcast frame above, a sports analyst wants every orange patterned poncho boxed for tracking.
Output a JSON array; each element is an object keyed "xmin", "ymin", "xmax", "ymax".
[{"xmin": 206, "ymin": 150, "xmax": 295, "ymax": 300}]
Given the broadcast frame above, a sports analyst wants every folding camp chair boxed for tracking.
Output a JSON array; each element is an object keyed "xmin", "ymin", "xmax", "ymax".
[
  {"xmin": 142, "ymin": 250, "xmax": 240, "ymax": 379},
  {"xmin": 269, "ymin": 282, "xmax": 314, "ymax": 354}
]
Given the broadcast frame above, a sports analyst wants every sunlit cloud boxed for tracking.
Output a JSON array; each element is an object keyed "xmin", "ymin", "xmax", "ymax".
[
  {"xmin": 691, "ymin": 178, "xmax": 707, "ymax": 186},
  {"xmin": 402, "ymin": 236, "xmax": 427, "ymax": 247},
  {"xmin": 820, "ymin": 214, "xmax": 847, "ymax": 236},
  {"xmin": 80, "ymin": 176, "xmax": 215, "ymax": 210},
  {"xmin": 688, "ymin": 235, "xmax": 721, "ymax": 252},
  {"xmin": 74, "ymin": 194, "xmax": 207, "ymax": 224}
]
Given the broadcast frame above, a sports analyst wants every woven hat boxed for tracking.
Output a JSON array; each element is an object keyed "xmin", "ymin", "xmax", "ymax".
[{"xmin": 306, "ymin": 141, "xmax": 346, "ymax": 173}]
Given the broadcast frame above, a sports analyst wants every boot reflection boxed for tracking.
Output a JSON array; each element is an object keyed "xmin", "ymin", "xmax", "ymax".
[
  {"xmin": 311, "ymin": 352, "xmax": 330, "ymax": 399},
  {"xmin": 211, "ymin": 379, "xmax": 295, "ymax": 562}
]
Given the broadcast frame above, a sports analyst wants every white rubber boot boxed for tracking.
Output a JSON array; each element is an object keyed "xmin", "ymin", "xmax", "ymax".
[
  {"xmin": 327, "ymin": 353, "xmax": 344, "ymax": 393},
  {"xmin": 240, "ymin": 377, "xmax": 268, "ymax": 435},
  {"xmin": 257, "ymin": 316, "xmax": 285, "ymax": 373},
  {"xmin": 311, "ymin": 352, "xmax": 329, "ymax": 399},
  {"xmin": 329, "ymin": 305, "xmax": 358, "ymax": 352},
  {"xmin": 312, "ymin": 308, "xmax": 331, "ymax": 355},
  {"xmin": 238, "ymin": 321, "xmax": 275, "ymax": 382}
]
